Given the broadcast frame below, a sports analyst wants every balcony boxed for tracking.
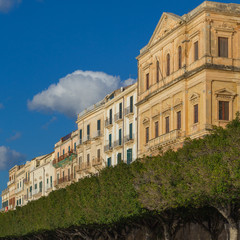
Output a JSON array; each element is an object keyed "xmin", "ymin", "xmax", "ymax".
[
  {"xmin": 2, "ymin": 188, "xmax": 9, "ymax": 196},
  {"xmin": 76, "ymin": 162, "xmax": 92, "ymax": 172},
  {"xmin": 124, "ymin": 134, "xmax": 135, "ymax": 144},
  {"xmin": 15, "ymin": 187, "xmax": 24, "ymax": 194},
  {"xmin": 32, "ymin": 188, "xmax": 42, "ymax": 196},
  {"xmin": 54, "ymin": 174, "xmax": 74, "ymax": 187},
  {"xmin": 114, "ymin": 112, "xmax": 123, "ymax": 122},
  {"xmin": 46, "ymin": 183, "xmax": 53, "ymax": 192},
  {"xmin": 7, "ymin": 179, "xmax": 14, "ymax": 186},
  {"xmin": 113, "ymin": 139, "xmax": 123, "ymax": 148},
  {"xmin": 53, "ymin": 150, "xmax": 77, "ymax": 168},
  {"xmin": 92, "ymin": 130, "xmax": 102, "ymax": 139},
  {"xmin": 83, "ymin": 135, "xmax": 91, "ymax": 144},
  {"xmin": 104, "ymin": 144, "xmax": 113, "ymax": 152},
  {"xmin": 23, "ymin": 178, "xmax": 30, "ymax": 185},
  {"xmin": 148, "ymin": 129, "xmax": 181, "ymax": 150},
  {"xmin": 92, "ymin": 157, "xmax": 103, "ymax": 167},
  {"xmin": 124, "ymin": 106, "xmax": 134, "ymax": 117},
  {"xmin": 105, "ymin": 118, "xmax": 113, "ymax": 128},
  {"xmin": 76, "ymin": 139, "xmax": 83, "ymax": 146}
]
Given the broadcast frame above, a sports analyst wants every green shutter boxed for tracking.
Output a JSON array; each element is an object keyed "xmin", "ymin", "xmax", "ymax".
[
  {"xmin": 129, "ymin": 123, "xmax": 133, "ymax": 139},
  {"xmin": 127, "ymin": 148, "xmax": 132, "ymax": 165},
  {"xmin": 117, "ymin": 153, "xmax": 122, "ymax": 164},
  {"xmin": 130, "ymin": 96, "xmax": 133, "ymax": 112},
  {"xmin": 107, "ymin": 157, "xmax": 112, "ymax": 167},
  {"xmin": 119, "ymin": 129, "xmax": 122, "ymax": 145},
  {"xmin": 109, "ymin": 134, "xmax": 112, "ymax": 148}
]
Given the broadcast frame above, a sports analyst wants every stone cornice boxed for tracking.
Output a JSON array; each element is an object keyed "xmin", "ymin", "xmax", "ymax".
[{"xmin": 136, "ymin": 63, "xmax": 240, "ymax": 106}]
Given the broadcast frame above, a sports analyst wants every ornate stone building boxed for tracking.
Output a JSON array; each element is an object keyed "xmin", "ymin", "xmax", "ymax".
[{"xmin": 137, "ymin": 1, "xmax": 240, "ymax": 157}]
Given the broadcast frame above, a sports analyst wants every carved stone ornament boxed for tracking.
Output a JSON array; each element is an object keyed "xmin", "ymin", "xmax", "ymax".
[
  {"xmin": 142, "ymin": 117, "xmax": 150, "ymax": 124},
  {"xmin": 215, "ymin": 88, "xmax": 236, "ymax": 100},
  {"xmin": 152, "ymin": 109, "xmax": 160, "ymax": 119},
  {"xmin": 189, "ymin": 93, "xmax": 200, "ymax": 105},
  {"xmin": 173, "ymin": 98, "xmax": 183, "ymax": 111}
]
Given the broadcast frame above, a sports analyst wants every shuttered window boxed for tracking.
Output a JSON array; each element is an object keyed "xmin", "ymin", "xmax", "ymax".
[
  {"xmin": 194, "ymin": 41, "xmax": 199, "ymax": 61},
  {"xmin": 155, "ymin": 121, "xmax": 159, "ymax": 138},
  {"xmin": 107, "ymin": 157, "xmax": 112, "ymax": 167},
  {"xmin": 177, "ymin": 111, "xmax": 181, "ymax": 130},
  {"xmin": 156, "ymin": 60, "xmax": 160, "ymax": 82},
  {"xmin": 97, "ymin": 119, "xmax": 101, "ymax": 131},
  {"xmin": 97, "ymin": 149, "xmax": 101, "ymax": 160},
  {"xmin": 127, "ymin": 148, "xmax": 133, "ymax": 165},
  {"xmin": 178, "ymin": 46, "xmax": 182, "ymax": 69},
  {"xmin": 87, "ymin": 124, "xmax": 90, "ymax": 139},
  {"xmin": 218, "ymin": 37, "xmax": 228, "ymax": 58},
  {"xmin": 117, "ymin": 153, "xmax": 122, "ymax": 164},
  {"xmin": 119, "ymin": 102, "xmax": 122, "ymax": 118},
  {"xmin": 146, "ymin": 127, "xmax": 149, "ymax": 144},
  {"xmin": 109, "ymin": 109, "xmax": 112, "ymax": 124},
  {"xmin": 194, "ymin": 104, "xmax": 198, "ymax": 123},
  {"xmin": 130, "ymin": 96, "xmax": 133, "ymax": 113},
  {"xmin": 166, "ymin": 116, "xmax": 170, "ymax": 133},
  {"xmin": 146, "ymin": 73, "xmax": 149, "ymax": 90},
  {"xmin": 219, "ymin": 101, "xmax": 229, "ymax": 120},
  {"xmin": 166, "ymin": 54, "xmax": 170, "ymax": 76}
]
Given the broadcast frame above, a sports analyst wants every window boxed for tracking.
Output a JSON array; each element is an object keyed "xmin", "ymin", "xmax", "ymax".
[
  {"xmin": 50, "ymin": 176, "xmax": 52, "ymax": 188},
  {"xmin": 57, "ymin": 173, "xmax": 59, "ymax": 184},
  {"xmin": 119, "ymin": 128, "xmax": 122, "ymax": 145},
  {"xmin": 97, "ymin": 119, "xmax": 101, "ymax": 132},
  {"xmin": 79, "ymin": 129, "xmax": 82, "ymax": 144},
  {"xmin": 178, "ymin": 46, "xmax": 182, "ymax": 69},
  {"xmin": 218, "ymin": 37, "xmax": 228, "ymax": 58},
  {"xmin": 109, "ymin": 109, "xmax": 112, "ymax": 124},
  {"xmin": 68, "ymin": 169, "xmax": 70, "ymax": 181},
  {"xmin": 166, "ymin": 116, "xmax": 170, "ymax": 133},
  {"xmin": 97, "ymin": 149, "xmax": 101, "ymax": 161},
  {"xmin": 68, "ymin": 146, "xmax": 70, "ymax": 152},
  {"xmin": 130, "ymin": 96, "xmax": 133, "ymax": 113},
  {"xmin": 156, "ymin": 60, "xmax": 160, "ymax": 83},
  {"xmin": 79, "ymin": 156, "xmax": 82, "ymax": 165},
  {"xmin": 87, "ymin": 124, "xmax": 90, "ymax": 140},
  {"xmin": 127, "ymin": 148, "xmax": 133, "ymax": 165},
  {"xmin": 74, "ymin": 142, "xmax": 76, "ymax": 151},
  {"xmin": 194, "ymin": 41, "xmax": 199, "ymax": 61},
  {"xmin": 39, "ymin": 181, "xmax": 42, "ymax": 192},
  {"xmin": 87, "ymin": 154, "xmax": 90, "ymax": 166},
  {"xmin": 63, "ymin": 171, "xmax": 65, "ymax": 180},
  {"xmin": 177, "ymin": 111, "xmax": 181, "ymax": 130},
  {"xmin": 146, "ymin": 73, "xmax": 149, "ymax": 90},
  {"xmin": 63, "ymin": 149, "xmax": 65, "ymax": 155},
  {"xmin": 129, "ymin": 123, "xmax": 133, "ymax": 139},
  {"xmin": 35, "ymin": 183, "xmax": 37, "ymax": 190},
  {"xmin": 155, "ymin": 121, "xmax": 159, "ymax": 138},
  {"xmin": 219, "ymin": 101, "xmax": 229, "ymax": 120},
  {"xmin": 146, "ymin": 127, "xmax": 149, "ymax": 144},
  {"xmin": 166, "ymin": 54, "xmax": 170, "ymax": 76},
  {"xmin": 194, "ymin": 104, "xmax": 198, "ymax": 123},
  {"xmin": 107, "ymin": 157, "xmax": 112, "ymax": 167},
  {"xmin": 109, "ymin": 134, "xmax": 112, "ymax": 148},
  {"xmin": 117, "ymin": 153, "xmax": 122, "ymax": 164},
  {"xmin": 119, "ymin": 103, "xmax": 122, "ymax": 119}
]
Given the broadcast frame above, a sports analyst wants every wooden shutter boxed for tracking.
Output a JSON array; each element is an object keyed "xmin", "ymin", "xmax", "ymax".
[
  {"xmin": 167, "ymin": 54, "xmax": 170, "ymax": 76},
  {"xmin": 194, "ymin": 104, "xmax": 198, "ymax": 123},
  {"xmin": 166, "ymin": 116, "xmax": 170, "ymax": 133},
  {"xmin": 130, "ymin": 96, "xmax": 133, "ymax": 112},
  {"xmin": 177, "ymin": 111, "xmax": 181, "ymax": 130},
  {"xmin": 146, "ymin": 73, "xmax": 149, "ymax": 90},
  {"xmin": 218, "ymin": 37, "xmax": 228, "ymax": 58},
  {"xmin": 178, "ymin": 46, "xmax": 182, "ymax": 69},
  {"xmin": 119, "ymin": 128, "xmax": 122, "ymax": 145},
  {"xmin": 156, "ymin": 60, "xmax": 159, "ymax": 82},
  {"xmin": 155, "ymin": 121, "xmax": 159, "ymax": 138},
  {"xmin": 119, "ymin": 102, "xmax": 122, "ymax": 118},
  {"xmin": 194, "ymin": 41, "xmax": 199, "ymax": 61},
  {"xmin": 146, "ymin": 127, "xmax": 149, "ymax": 143},
  {"xmin": 109, "ymin": 109, "xmax": 112, "ymax": 124}
]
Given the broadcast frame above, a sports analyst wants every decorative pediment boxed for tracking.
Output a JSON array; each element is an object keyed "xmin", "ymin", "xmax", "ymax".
[
  {"xmin": 189, "ymin": 93, "xmax": 200, "ymax": 105},
  {"xmin": 142, "ymin": 117, "xmax": 150, "ymax": 124},
  {"xmin": 148, "ymin": 13, "xmax": 182, "ymax": 46},
  {"xmin": 215, "ymin": 88, "xmax": 237, "ymax": 100},
  {"xmin": 173, "ymin": 98, "xmax": 183, "ymax": 111}
]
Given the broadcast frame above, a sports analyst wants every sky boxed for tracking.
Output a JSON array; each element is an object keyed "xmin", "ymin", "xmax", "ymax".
[{"xmin": 0, "ymin": 0, "xmax": 236, "ymax": 204}]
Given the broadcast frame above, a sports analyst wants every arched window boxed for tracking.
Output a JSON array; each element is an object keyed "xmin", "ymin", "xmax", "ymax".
[
  {"xmin": 166, "ymin": 54, "xmax": 170, "ymax": 76},
  {"xmin": 178, "ymin": 46, "xmax": 182, "ymax": 69},
  {"xmin": 156, "ymin": 60, "xmax": 159, "ymax": 83}
]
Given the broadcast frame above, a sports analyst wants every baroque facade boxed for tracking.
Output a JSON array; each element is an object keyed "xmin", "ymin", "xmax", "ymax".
[
  {"xmin": 137, "ymin": 1, "xmax": 240, "ymax": 157},
  {"xmin": 2, "ymin": 1, "xmax": 240, "ymax": 211}
]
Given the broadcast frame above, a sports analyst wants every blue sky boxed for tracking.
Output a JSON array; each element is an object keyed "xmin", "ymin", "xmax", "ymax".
[{"xmin": 0, "ymin": 0, "xmax": 235, "ymax": 203}]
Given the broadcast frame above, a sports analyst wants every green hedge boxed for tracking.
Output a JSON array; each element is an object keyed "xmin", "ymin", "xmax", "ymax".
[{"xmin": 0, "ymin": 162, "xmax": 143, "ymax": 238}]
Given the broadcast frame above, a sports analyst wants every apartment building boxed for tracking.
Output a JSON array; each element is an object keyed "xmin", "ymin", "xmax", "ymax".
[
  {"xmin": 53, "ymin": 130, "xmax": 78, "ymax": 189},
  {"xmin": 29, "ymin": 153, "xmax": 55, "ymax": 201},
  {"xmin": 137, "ymin": 1, "xmax": 240, "ymax": 157},
  {"xmin": 76, "ymin": 99, "xmax": 105, "ymax": 178},
  {"xmin": 104, "ymin": 83, "xmax": 137, "ymax": 166}
]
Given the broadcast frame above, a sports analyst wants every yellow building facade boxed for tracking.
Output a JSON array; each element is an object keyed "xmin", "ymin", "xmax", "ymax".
[{"xmin": 137, "ymin": 1, "xmax": 240, "ymax": 157}]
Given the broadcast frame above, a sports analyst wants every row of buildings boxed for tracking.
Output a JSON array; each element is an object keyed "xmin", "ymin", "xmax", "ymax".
[{"xmin": 2, "ymin": 1, "xmax": 240, "ymax": 211}]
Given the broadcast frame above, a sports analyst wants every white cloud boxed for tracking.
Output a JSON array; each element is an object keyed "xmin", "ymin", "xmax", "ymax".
[
  {"xmin": 0, "ymin": 0, "xmax": 21, "ymax": 13},
  {"xmin": 7, "ymin": 131, "xmax": 22, "ymax": 142},
  {"xmin": 122, "ymin": 78, "xmax": 137, "ymax": 87},
  {"xmin": 0, "ymin": 146, "xmax": 26, "ymax": 170},
  {"xmin": 28, "ymin": 70, "xmax": 136, "ymax": 118}
]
